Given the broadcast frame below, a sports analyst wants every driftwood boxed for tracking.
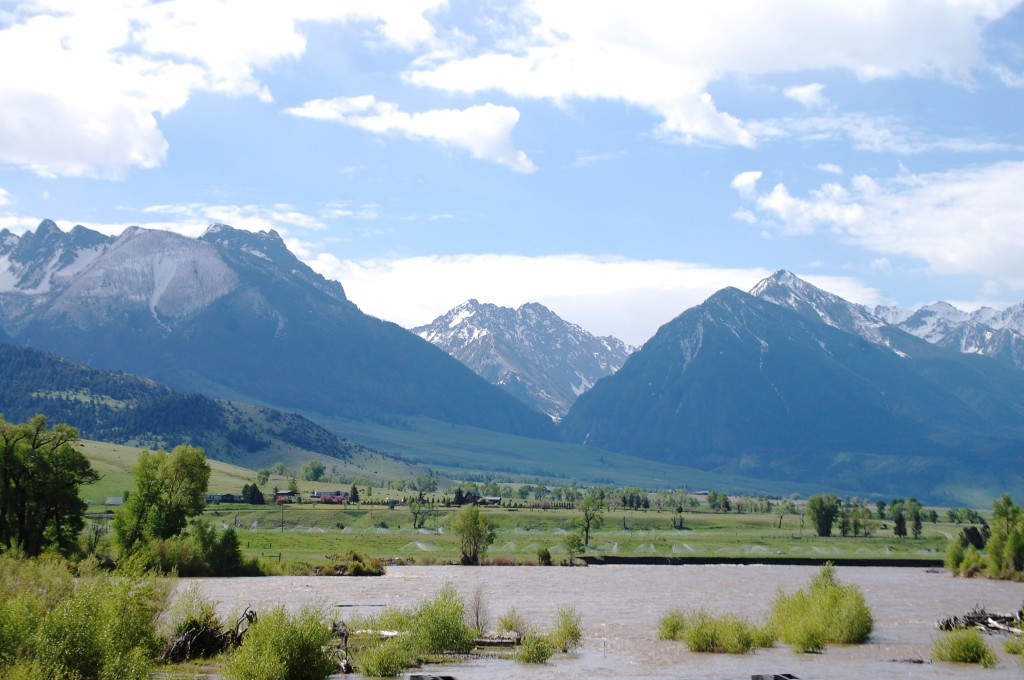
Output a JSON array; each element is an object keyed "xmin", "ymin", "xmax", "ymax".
[
  {"xmin": 937, "ymin": 606, "xmax": 1023, "ymax": 635},
  {"xmin": 162, "ymin": 606, "xmax": 258, "ymax": 663}
]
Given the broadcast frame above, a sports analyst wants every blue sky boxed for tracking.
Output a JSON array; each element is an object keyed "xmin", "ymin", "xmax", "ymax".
[{"xmin": 1, "ymin": 1, "xmax": 1023, "ymax": 346}]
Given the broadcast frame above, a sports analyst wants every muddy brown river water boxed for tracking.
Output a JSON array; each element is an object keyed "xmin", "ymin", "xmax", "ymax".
[{"xmin": 179, "ymin": 564, "xmax": 1024, "ymax": 679}]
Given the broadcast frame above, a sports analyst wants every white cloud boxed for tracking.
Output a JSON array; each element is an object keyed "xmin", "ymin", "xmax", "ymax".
[
  {"xmin": 286, "ymin": 96, "xmax": 536, "ymax": 172},
  {"xmin": 784, "ymin": 83, "xmax": 829, "ymax": 109},
  {"xmin": 741, "ymin": 160, "xmax": 1024, "ymax": 289},
  {"xmin": 309, "ymin": 253, "xmax": 777, "ymax": 345},
  {"xmin": 730, "ymin": 170, "xmax": 762, "ymax": 196},
  {"xmin": 749, "ymin": 112, "xmax": 1018, "ymax": 154},
  {"xmin": 0, "ymin": 1, "xmax": 446, "ymax": 178},
  {"xmin": 0, "ymin": 187, "xmax": 10, "ymax": 207},
  {"xmin": 407, "ymin": 1, "xmax": 1017, "ymax": 147},
  {"xmin": 818, "ymin": 163, "xmax": 844, "ymax": 175}
]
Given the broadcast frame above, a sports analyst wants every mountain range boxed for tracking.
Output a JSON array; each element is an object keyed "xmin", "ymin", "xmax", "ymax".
[
  {"xmin": 0, "ymin": 220, "xmax": 555, "ymax": 440},
  {"xmin": 561, "ymin": 271, "xmax": 1024, "ymax": 502},
  {"xmin": 4, "ymin": 220, "xmax": 1024, "ymax": 503},
  {"xmin": 875, "ymin": 301, "xmax": 1024, "ymax": 369},
  {"xmin": 412, "ymin": 299, "xmax": 633, "ymax": 419}
]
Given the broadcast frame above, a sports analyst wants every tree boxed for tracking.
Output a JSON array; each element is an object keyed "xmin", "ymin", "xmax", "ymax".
[
  {"xmin": 113, "ymin": 444, "xmax": 211, "ymax": 555},
  {"xmin": 0, "ymin": 415, "xmax": 99, "ymax": 557},
  {"xmin": 241, "ymin": 483, "xmax": 265, "ymax": 505},
  {"xmin": 409, "ymin": 495, "xmax": 435, "ymax": 529},
  {"xmin": 805, "ymin": 494, "xmax": 840, "ymax": 537},
  {"xmin": 453, "ymin": 487, "xmax": 465, "ymax": 506},
  {"xmin": 349, "ymin": 484, "xmax": 360, "ymax": 503},
  {"xmin": 893, "ymin": 509, "xmax": 907, "ymax": 539},
  {"xmin": 301, "ymin": 460, "xmax": 326, "ymax": 482},
  {"xmin": 451, "ymin": 503, "xmax": 496, "ymax": 565},
  {"xmin": 256, "ymin": 468, "xmax": 270, "ymax": 486},
  {"xmin": 576, "ymin": 493, "xmax": 605, "ymax": 546},
  {"xmin": 562, "ymin": 531, "xmax": 585, "ymax": 564}
]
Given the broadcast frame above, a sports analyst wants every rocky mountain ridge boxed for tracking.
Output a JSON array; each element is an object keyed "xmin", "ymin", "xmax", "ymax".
[
  {"xmin": 0, "ymin": 220, "xmax": 556, "ymax": 440},
  {"xmin": 412, "ymin": 299, "xmax": 633, "ymax": 419}
]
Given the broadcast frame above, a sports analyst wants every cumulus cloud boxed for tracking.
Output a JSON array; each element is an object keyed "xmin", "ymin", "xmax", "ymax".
[
  {"xmin": 818, "ymin": 163, "xmax": 844, "ymax": 175},
  {"xmin": 286, "ymin": 96, "xmax": 536, "ymax": 172},
  {"xmin": 407, "ymin": 1, "xmax": 1017, "ymax": 147},
  {"xmin": 730, "ymin": 170, "xmax": 763, "ymax": 196},
  {"xmin": 0, "ymin": 187, "xmax": 10, "ymax": 207},
  {"xmin": 738, "ymin": 160, "xmax": 1024, "ymax": 288},
  {"xmin": 0, "ymin": 1, "xmax": 446, "ymax": 178},
  {"xmin": 784, "ymin": 83, "xmax": 829, "ymax": 109},
  {"xmin": 306, "ymin": 253, "xmax": 778, "ymax": 346}
]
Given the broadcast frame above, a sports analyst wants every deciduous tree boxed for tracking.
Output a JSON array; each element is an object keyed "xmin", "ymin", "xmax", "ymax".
[
  {"xmin": 0, "ymin": 415, "xmax": 99, "ymax": 556},
  {"xmin": 451, "ymin": 503, "xmax": 496, "ymax": 565},
  {"xmin": 805, "ymin": 494, "xmax": 840, "ymax": 537},
  {"xmin": 113, "ymin": 444, "xmax": 211, "ymax": 555},
  {"xmin": 576, "ymin": 493, "xmax": 605, "ymax": 546}
]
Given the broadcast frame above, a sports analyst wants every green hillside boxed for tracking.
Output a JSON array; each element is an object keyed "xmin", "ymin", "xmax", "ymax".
[
  {"xmin": 313, "ymin": 415, "xmax": 845, "ymax": 499},
  {"xmin": 78, "ymin": 439, "xmax": 427, "ymax": 504}
]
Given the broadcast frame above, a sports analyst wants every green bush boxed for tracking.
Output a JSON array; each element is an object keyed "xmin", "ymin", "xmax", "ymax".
[
  {"xmin": 407, "ymin": 584, "xmax": 475, "ymax": 654},
  {"xmin": 536, "ymin": 547, "xmax": 552, "ymax": 566},
  {"xmin": 515, "ymin": 630, "xmax": 555, "ymax": 664},
  {"xmin": 957, "ymin": 545, "xmax": 985, "ymax": 577},
  {"xmin": 32, "ymin": 576, "xmax": 165, "ymax": 680},
  {"xmin": 658, "ymin": 609, "xmax": 687, "ymax": 641},
  {"xmin": 1005, "ymin": 635, "xmax": 1024, "ymax": 656},
  {"xmin": 932, "ymin": 629, "xmax": 997, "ymax": 668},
  {"xmin": 355, "ymin": 638, "xmax": 413, "ymax": 678},
  {"xmin": 497, "ymin": 606, "xmax": 528, "ymax": 637},
  {"xmin": 223, "ymin": 606, "xmax": 336, "ymax": 680},
  {"xmin": 769, "ymin": 563, "xmax": 873, "ymax": 653},
  {"xmin": 550, "ymin": 606, "xmax": 582, "ymax": 652},
  {"xmin": 658, "ymin": 608, "xmax": 759, "ymax": 654}
]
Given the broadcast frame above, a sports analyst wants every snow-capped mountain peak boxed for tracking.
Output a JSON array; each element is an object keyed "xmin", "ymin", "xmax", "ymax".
[
  {"xmin": 749, "ymin": 269, "xmax": 887, "ymax": 344},
  {"xmin": 412, "ymin": 299, "xmax": 634, "ymax": 420}
]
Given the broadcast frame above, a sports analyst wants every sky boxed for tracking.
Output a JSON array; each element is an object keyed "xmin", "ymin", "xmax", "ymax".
[{"xmin": 1, "ymin": 1, "xmax": 1023, "ymax": 347}]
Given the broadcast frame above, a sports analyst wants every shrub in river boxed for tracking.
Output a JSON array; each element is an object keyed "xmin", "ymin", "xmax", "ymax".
[
  {"xmin": 932, "ymin": 629, "xmax": 997, "ymax": 668},
  {"xmin": 497, "ymin": 606, "xmax": 529, "ymax": 637},
  {"xmin": 223, "ymin": 605, "xmax": 336, "ymax": 680},
  {"xmin": 657, "ymin": 608, "xmax": 763, "ymax": 654},
  {"xmin": 407, "ymin": 583, "xmax": 475, "ymax": 654},
  {"xmin": 1004, "ymin": 634, "xmax": 1024, "ymax": 656},
  {"xmin": 515, "ymin": 629, "xmax": 555, "ymax": 664},
  {"xmin": 657, "ymin": 608, "xmax": 687, "ymax": 641},
  {"xmin": 355, "ymin": 638, "xmax": 414, "ymax": 678},
  {"xmin": 324, "ymin": 551, "xmax": 385, "ymax": 576},
  {"xmin": 769, "ymin": 563, "xmax": 872, "ymax": 653},
  {"xmin": 549, "ymin": 606, "xmax": 583, "ymax": 652}
]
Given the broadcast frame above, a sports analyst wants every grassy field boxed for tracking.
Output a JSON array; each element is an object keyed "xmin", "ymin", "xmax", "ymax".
[
  {"xmin": 80, "ymin": 437, "xmax": 962, "ymax": 570},
  {"xmin": 88, "ymin": 499, "xmax": 954, "ymax": 569}
]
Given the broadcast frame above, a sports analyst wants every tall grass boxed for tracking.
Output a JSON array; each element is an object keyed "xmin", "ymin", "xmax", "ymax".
[
  {"xmin": 768, "ymin": 563, "xmax": 873, "ymax": 653},
  {"xmin": 932, "ymin": 629, "xmax": 997, "ymax": 668}
]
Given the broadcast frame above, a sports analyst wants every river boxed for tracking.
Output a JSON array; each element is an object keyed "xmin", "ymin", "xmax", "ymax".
[{"xmin": 180, "ymin": 564, "xmax": 1024, "ymax": 679}]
